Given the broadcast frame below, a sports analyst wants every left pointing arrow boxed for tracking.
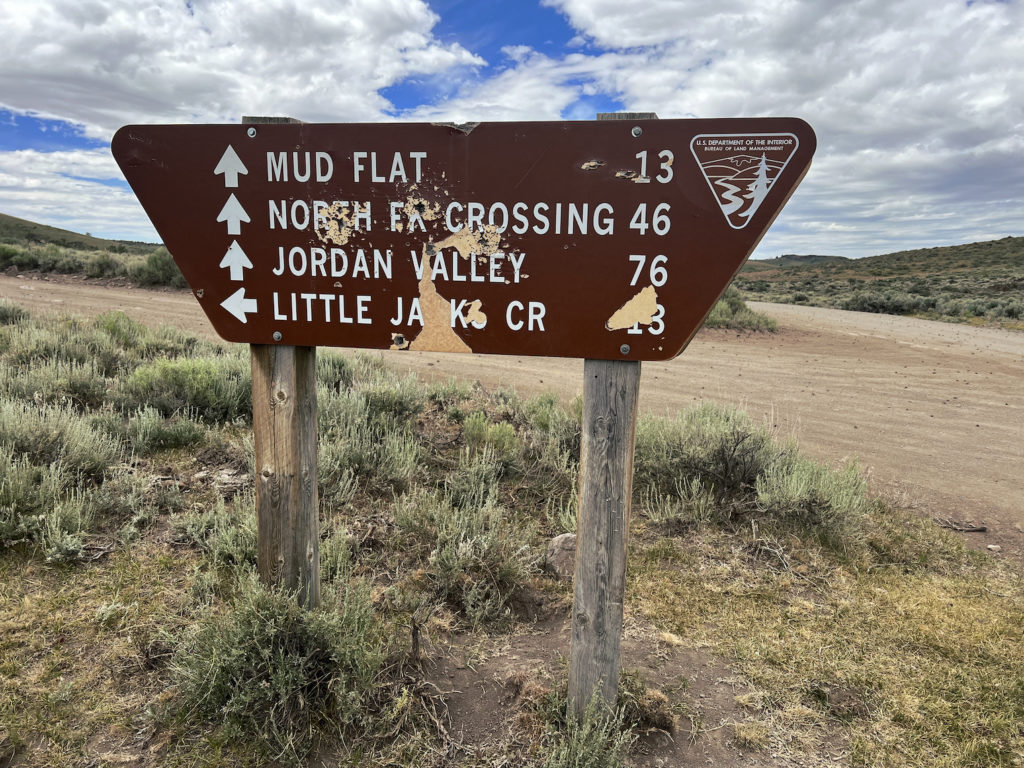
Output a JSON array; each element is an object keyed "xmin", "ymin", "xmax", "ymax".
[
  {"xmin": 217, "ymin": 193, "xmax": 250, "ymax": 235},
  {"xmin": 219, "ymin": 240, "xmax": 253, "ymax": 281},
  {"xmin": 214, "ymin": 145, "xmax": 248, "ymax": 188},
  {"xmin": 221, "ymin": 287, "xmax": 258, "ymax": 323}
]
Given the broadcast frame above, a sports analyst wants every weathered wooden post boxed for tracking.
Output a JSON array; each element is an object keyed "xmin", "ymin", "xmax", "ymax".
[
  {"xmin": 567, "ymin": 112, "xmax": 653, "ymax": 719},
  {"xmin": 568, "ymin": 356, "xmax": 641, "ymax": 716},
  {"xmin": 244, "ymin": 116, "xmax": 320, "ymax": 609}
]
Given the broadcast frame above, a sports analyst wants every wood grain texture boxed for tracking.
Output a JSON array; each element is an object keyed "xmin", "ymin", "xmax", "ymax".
[
  {"xmin": 566, "ymin": 109, "xmax": 650, "ymax": 719},
  {"xmin": 568, "ymin": 357, "xmax": 641, "ymax": 718},
  {"xmin": 251, "ymin": 344, "xmax": 320, "ymax": 608}
]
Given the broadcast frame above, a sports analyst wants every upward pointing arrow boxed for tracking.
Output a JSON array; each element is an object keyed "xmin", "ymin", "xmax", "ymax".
[
  {"xmin": 217, "ymin": 193, "xmax": 250, "ymax": 235},
  {"xmin": 221, "ymin": 287, "xmax": 258, "ymax": 323},
  {"xmin": 219, "ymin": 240, "xmax": 253, "ymax": 281},
  {"xmin": 213, "ymin": 145, "xmax": 248, "ymax": 188}
]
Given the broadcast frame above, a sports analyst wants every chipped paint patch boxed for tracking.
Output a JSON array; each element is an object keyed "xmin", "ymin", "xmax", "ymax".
[
  {"xmin": 394, "ymin": 196, "xmax": 442, "ymax": 233},
  {"xmin": 390, "ymin": 332, "xmax": 410, "ymax": 351},
  {"xmin": 432, "ymin": 121, "xmax": 479, "ymax": 134},
  {"xmin": 407, "ymin": 248, "xmax": 472, "ymax": 354},
  {"xmin": 615, "ymin": 170, "xmax": 638, "ymax": 180},
  {"xmin": 317, "ymin": 201, "xmax": 355, "ymax": 245},
  {"xmin": 606, "ymin": 285, "xmax": 658, "ymax": 330},
  {"xmin": 465, "ymin": 299, "xmax": 486, "ymax": 328},
  {"xmin": 581, "ymin": 160, "xmax": 604, "ymax": 170},
  {"xmin": 434, "ymin": 224, "xmax": 501, "ymax": 260}
]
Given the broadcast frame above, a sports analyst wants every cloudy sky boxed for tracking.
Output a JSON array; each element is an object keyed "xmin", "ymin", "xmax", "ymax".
[{"xmin": 0, "ymin": 0, "xmax": 1021, "ymax": 258}]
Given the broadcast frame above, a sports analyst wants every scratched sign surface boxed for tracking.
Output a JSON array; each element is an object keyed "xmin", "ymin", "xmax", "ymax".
[{"xmin": 112, "ymin": 118, "xmax": 815, "ymax": 360}]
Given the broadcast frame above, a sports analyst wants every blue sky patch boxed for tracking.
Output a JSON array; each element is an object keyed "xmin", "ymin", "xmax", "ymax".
[
  {"xmin": 0, "ymin": 109, "xmax": 104, "ymax": 153},
  {"xmin": 427, "ymin": 0, "xmax": 577, "ymax": 67}
]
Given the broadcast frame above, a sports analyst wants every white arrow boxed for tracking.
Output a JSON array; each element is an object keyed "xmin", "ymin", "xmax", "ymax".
[
  {"xmin": 217, "ymin": 193, "xmax": 250, "ymax": 235},
  {"xmin": 221, "ymin": 287, "xmax": 258, "ymax": 323},
  {"xmin": 219, "ymin": 240, "xmax": 253, "ymax": 282},
  {"xmin": 214, "ymin": 145, "xmax": 248, "ymax": 188}
]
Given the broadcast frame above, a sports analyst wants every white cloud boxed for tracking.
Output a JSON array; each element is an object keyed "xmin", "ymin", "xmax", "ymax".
[
  {"xmin": 0, "ymin": 0, "xmax": 484, "ymax": 135},
  {"xmin": 0, "ymin": 149, "xmax": 158, "ymax": 240}
]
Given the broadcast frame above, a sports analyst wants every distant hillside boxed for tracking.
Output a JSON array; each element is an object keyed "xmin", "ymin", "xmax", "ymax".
[
  {"xmin": 0, "ymin": 212, "xmax": 183, "ymax": 287},
  {"xmin": 0, "ymin": 212, "xmax": 160, "ymax": 255},
  {"xmin": 737, "ymin": 236, "xmax": 1024, "ymax": 328},
  {"xmin": 744, "ymin": 254, "xmax": 850, "ymax": 271}
]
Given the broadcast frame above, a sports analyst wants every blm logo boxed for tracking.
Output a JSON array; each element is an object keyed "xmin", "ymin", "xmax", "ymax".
[{"xmin": 690, "ymin": 133, "xmax": 799, "ymax": 230}]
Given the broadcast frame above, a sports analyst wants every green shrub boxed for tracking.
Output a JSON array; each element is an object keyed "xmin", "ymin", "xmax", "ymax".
[
  {"xmin": 123, "ymin": 406, "xmax": 207, "ymax": 454},
  {"xmin": 32, "ymin": 243, "xmax": 81, "ymax": 273},
  {"xmin": 756, "ymin": 458, "xmax": 872, "ymax": 554},
  {"xmin": 128, "ymin": 247, "xmax": 187, "ymax": 288},
  {"xmin": 541, "ymin": 695, "xmax": 635, "ymax": 768},
  {"xmin": 463, "ymin": 410, "xmax": 520, "ymax": 469},
  {"xmin": 634, "ymin": 404, "xmax": 789, "ymax": 514},
  {"xmin": 0, "ymin": 243, "xmax": 26, "ymax": 268},
  {"xmin": 642, "ymin": 476, "xmax": 716, "ymax": 527},
  {"xmin": 704, "ymin": 287, "xmax": 777, "ymax": 331},
  {"xmin": 0, "ymin": 398, "xmax": 122, "ymax": 477},
  {"xmin": 85, "ymin": 251, "xmax": 126, "ymax": 279},
  {"xmin": 444, "ymin": 446, "xmax": 502, "ymax": 511},
  {"xmin": 0, "ymin": 451, "xmax": 73, "ymax": 546},
  {"xmin": 0, "ymin": 358, "xmax": 108, "ymax": 410},
  {"xmin": 0, "ymin": 448, "xmax": 154, "ymax": 559},
  {"xmin": 173, "ymin": 492, "xmax": 256, "ymax": 567},
  {"xmin": 0, "ymin": 300, "xmax": 28, "ymax": 325},
  {"xmin": 317, "ymin": 384, "xmax": 420, "ymax": 496},
  {"xmin": 120, "ymin": 355, "xmax": 251, "ymax": 423},
  {"xmin": 360, "ymin": 374, "xmax": 424, "ymax": 424},
  {"xmin": 0, "ymin": 317, "xmax": 133, "ymax": 376},
  {"xmin": 39, "ymin": 492, "xmax": 94, "ymax": 563},
  {"xmin": 316, "ymin": 348, "xmax": 354, "ymax": 389},
  {"xmin": 170, "ymin": 572, "xmax": 384, "ymax": 760},
  {"xmin": 394, "ymin": 489, "xmax": 538, "ymax": 628}
]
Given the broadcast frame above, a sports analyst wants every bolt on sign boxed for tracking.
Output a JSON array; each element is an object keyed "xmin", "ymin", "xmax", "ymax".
[{"xmin": 112, "ymin": 118, "xmax": 815, "ymax": 361}]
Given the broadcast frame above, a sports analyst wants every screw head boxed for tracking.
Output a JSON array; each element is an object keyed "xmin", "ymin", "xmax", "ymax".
[
  {"xmin": 247, "ymin": 127, "xmax": 257, "ymax": 138},
  {"xmin": 620, "ymin": 344, "xmax": 631, "ymax": 355},
  {"xmin": 272, "ymin": 331, "xmax": 282, "ymax": 341},
  {"xmin": 631, "ymin": 126, "xmax": 642, "ymax": 137}
]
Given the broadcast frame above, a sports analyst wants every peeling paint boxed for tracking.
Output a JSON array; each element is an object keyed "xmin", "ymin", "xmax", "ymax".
[
  {"xmin": 465, "ymin": 299, "xmax": 487, "ymax": 328},
  {"xmin": 431, "ymin": 121, "xmax": 480, "ymax": 134},
  {"xmin": 317, "ymin": 201, "xmax": 355, "ymax": 245},
  {"xmin": 434, "ymin": 224, "xmax": 501, "ymax": 260},
  {"xmin": 615, "ymin": 170, "xmax": 638, "ymax": 180},
  {"xmin": 402, "ymin": 196, "xmax": 442, "ymax": 228},
  {"xmin": 606, "ymin": 285, "xmax": 658, "ymax": 330},
  {"xmin": 407, "ymin": 248, "xmax": 472, "ymax": 353},
  {"xmin": 581, "ymin": 160, "xmax": 604, "ymax": 170},
  {"xmin": 390, "ymin": 332, "xmax": 410, "ymax": 351}
]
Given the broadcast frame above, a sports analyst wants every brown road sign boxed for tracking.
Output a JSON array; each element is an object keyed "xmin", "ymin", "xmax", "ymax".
[{"xmin": 111, "ymin": 118, "xmax": 815, "ymax": 360}]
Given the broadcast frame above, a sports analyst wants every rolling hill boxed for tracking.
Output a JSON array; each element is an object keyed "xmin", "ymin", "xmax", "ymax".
[{"xmin": 738, "ymin": 236, "xmax": 1023, "ymax": 327}]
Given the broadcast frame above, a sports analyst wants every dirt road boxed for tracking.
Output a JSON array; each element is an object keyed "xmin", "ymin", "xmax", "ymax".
[{"xmin": 3, "ymin": 273, "xmax": 1022, "ymax": 558}]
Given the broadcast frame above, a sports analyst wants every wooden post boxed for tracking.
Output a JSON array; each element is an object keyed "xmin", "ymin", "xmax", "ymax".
[
  {"xmin": 568, "ymin": 358, "xmax": 641, "ymax": 717},
  {"xmin": 567, "ymin": 111, "xmax": 653, "ymax": 720},
  {"xmin": 244, "ymin": 116, "xmax": 320, "ymax": 609}
]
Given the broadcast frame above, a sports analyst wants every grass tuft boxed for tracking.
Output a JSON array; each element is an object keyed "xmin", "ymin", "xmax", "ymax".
[{"xmin": 169, "ymin": 571, "xmax": 384, "ymax": 760}]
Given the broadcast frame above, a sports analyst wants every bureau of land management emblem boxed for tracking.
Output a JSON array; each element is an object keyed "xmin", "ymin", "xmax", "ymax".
[{"xmin": 690, "ymin": 133, "xmax": 799, "ymax": 229}]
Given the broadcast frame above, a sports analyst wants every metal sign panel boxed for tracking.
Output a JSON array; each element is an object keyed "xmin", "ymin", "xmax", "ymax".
[{"xmin": 112, "ymin": 118, "xmax": 814, "ymax": 360}]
